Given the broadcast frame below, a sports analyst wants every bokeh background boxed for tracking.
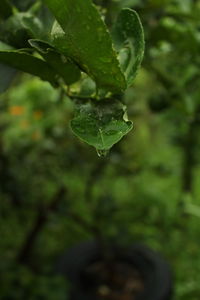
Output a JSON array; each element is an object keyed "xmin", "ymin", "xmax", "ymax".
[{"xmin": 0, "ymin": 0, "xmax": 200, "ymax": 299}]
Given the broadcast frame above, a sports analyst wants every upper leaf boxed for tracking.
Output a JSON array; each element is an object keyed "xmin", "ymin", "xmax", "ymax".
[
  {"xmin": 44, "ymin": 0, "xmax": 126, "ymax": 93},
  {"xmin": 112, "ymin": 9, "xmax": 145, "ymax": 87}
]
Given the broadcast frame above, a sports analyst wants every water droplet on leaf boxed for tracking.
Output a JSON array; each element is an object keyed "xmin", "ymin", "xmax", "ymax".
[{"xmin": 96, "ymin": 149, "xmax": 110, "ymax": 157}]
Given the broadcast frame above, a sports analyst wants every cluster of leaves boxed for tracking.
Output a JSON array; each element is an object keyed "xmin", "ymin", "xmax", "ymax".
[{"xmin": 0, "ymin": 0, "xmax": 144, "ymax": 154}]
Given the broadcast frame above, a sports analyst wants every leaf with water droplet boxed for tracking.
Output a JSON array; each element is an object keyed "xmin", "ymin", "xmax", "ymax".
[
  {"xmin": 44, "ymin": 0, "xmax": 126, "ymax": 93},
  {"xmin": 96, "ymin": 149, "xmax": 110, "ymax": 157},
  {"xmin": 71, "ymin": 99, "xmax": 133, "ymax": 153},
  {"xmin": 112, "ymin": 9, "xmax": 145, "ymax": 87}
]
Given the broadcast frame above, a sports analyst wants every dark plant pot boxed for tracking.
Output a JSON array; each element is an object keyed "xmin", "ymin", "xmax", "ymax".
[{"xmin": 56, "ymin": 240, "xmax": 173, "ymax": 300}]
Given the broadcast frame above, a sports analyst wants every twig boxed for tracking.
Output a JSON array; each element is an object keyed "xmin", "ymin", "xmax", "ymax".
[{"xmin": 17, "ymin": 187, "xmax": 66, "ymax": 264}]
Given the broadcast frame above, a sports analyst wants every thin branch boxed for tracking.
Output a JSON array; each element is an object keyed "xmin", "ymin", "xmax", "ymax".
[
  {"xmin": 67, "ymin": 211, "xmax": 101, "ymax": 238},
  {"xmin": 17, "ymin": 187, "xmax": 67, "ymax": 264}
]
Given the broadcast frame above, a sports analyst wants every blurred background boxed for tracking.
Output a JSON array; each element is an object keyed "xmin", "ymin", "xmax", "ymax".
[{"xmin": 0, "ymin": 0, "xmax": 200, "ymax": 299}]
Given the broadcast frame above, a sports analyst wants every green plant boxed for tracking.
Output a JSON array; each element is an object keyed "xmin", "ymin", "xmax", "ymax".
[
  {"xmin": 0, "ymin": 0, "xmax": 144, "ymax": 155},
  {"xmin": 2, "ymin": 0, "xmax": 200, "ymax": 299}
]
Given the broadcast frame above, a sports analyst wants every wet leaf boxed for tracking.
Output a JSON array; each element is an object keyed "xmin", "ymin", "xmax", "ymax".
[
  {"xmin": 44, "ymin": 0, "xmax": 126, "ymax": 93},
  {"xmin": 71, "ymin": 100, "xmax": 133, "ymax": 151},
  {"xmin": 112, "ymin": 9, "xmax": 145, "ymax": 86}
]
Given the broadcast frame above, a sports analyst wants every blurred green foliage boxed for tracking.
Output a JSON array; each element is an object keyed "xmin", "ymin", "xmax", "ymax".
[{"xmin": 0, "ymin": 0, "xmax": 200, "ymax": 299}]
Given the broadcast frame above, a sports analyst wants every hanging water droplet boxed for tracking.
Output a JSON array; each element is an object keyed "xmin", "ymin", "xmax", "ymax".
[{"xmin": 96, "ymin": 149, "xmax": 110, "ymax": 157}]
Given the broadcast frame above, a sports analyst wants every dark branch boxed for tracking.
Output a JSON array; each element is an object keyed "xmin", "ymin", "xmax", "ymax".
[{"xmin": 17, "ymin": 187, "xmax": 67, "ymax": 264}]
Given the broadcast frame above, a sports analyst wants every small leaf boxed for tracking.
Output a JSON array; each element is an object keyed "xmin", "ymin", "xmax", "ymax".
[
  {"xmin": 112, "ymin": 9, "xmax": 145, "ymax": 86},
  {"xmin": 0, "ymin": 41, "xmax": 57, "ymax": 86},
  {"xmin": 44, "ymin": 0, "xmax": 126, "ymax": 93},
  {"xmin": 29, "ymin": 39, "xmax": 81, "ymax": 85},
  {"xmin": 71, "ymin": 100, "xmax": 133, "ymax": 151}
]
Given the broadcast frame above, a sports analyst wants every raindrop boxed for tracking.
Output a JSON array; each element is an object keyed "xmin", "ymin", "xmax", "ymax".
[{"xmin": 96, "ymin": 149, "xmax": 110, "ymax": 157}]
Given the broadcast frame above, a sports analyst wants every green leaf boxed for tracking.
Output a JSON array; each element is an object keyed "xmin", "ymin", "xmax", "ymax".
[
  {"xmin": 44, "ymin": 0, "xmax": 126, "ymax": 93},
  {"xmin": 29, "ymin": 39, "xmax": 81, "ymax": 85},
  {"xmin": 0, "ymin": 41, "xmax": 57, "ymax": 86},
  {"xmin": 112, "ymin": 9, "xmax": 145, "ymax": 87},
  {"xmin": 71, "ymin": 100, "xmax": 133, "ymax": 152},
  {"xmin": 0, "ymin": 0, "xmax": 13, "ymax": 19}
]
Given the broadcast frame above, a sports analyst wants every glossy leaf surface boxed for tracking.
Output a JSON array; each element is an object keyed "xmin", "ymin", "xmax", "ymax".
[
  {"xmin": 71, "ymin": 100, "xmax": 133, "ymax": 151},
  {"xmin": 44, "ymin": 0, "xmax": 126, "ymax": 93}
]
